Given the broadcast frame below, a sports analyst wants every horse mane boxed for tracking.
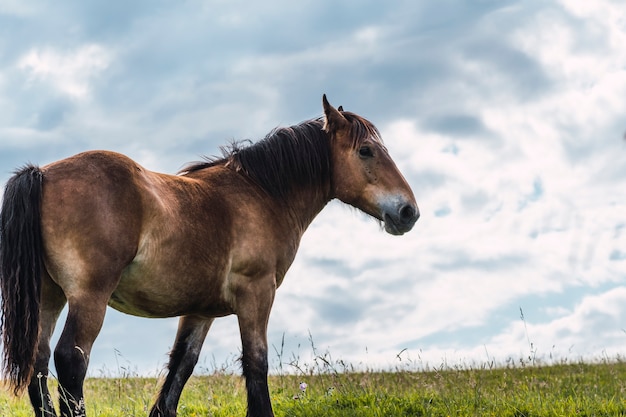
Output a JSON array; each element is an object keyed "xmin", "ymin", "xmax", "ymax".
[{"xmin": 180, "ymin": 112, "xmax": 381, "ymax": 198}]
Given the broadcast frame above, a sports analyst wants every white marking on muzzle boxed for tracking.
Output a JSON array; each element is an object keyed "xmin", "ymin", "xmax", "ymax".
[{"xmin": 376, "ymin": 193, "xmax": 418, "ymax": 236}]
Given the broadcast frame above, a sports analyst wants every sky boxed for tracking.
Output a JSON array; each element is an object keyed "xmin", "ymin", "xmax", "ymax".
[{"xmin": 1, "ymin": 0, "xmax": 625, "ymax": 378}]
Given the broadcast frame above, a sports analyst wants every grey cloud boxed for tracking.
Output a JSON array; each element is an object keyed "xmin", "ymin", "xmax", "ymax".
[
  {"xmin": 423, "ymin": 114, "xmax": 491, "ymax": 138},
  {"xmin": 461, "ymin": 40, "xmax": 554, "ymax": 101},
  {"xmin": 460, "ymin": 190, "xmax": 490, "ymax": 213},
  {"xmin": 305, "ymin": 257, "xmax": 391, "ymax": 279},
  {"xmin": 434, "ymin": 206, "xmax": 452, "ymax": 217},
  {"xmin": 34, "ymin": 96, "xmax": 74, "ymax": 130},
  {"xmin": 2, "ymin": 0, "xmax": 554, "ymax": 160},
  {"xmin": 66, "ymin": 0, "xmax": 170, "ymax": 39},
  {"xmin": 403, "ymin": 321, "xmax": 502, "ymax": 352},
  {"xmin": 554, "ymin": 307, "xmax": 625, "ymax": 342},
  {"xmin": 2, "ymin": 0, "xmax": 624, "ymax": 375},
  {"xmin": 408, "ymin": 169, "xmax": 449, "ymax": 193},
  {"xmin": 306, "ymin": 258, "xmax": 354, "ymax": 278},
  {"xmin": 314, "ymin": 298, "xmax": 363, "ymax": 326},
  {"xmin": 560, "ymin": 121, "xmax": 626, "ymax": 185},
  {"xmin": 432, "ymin": 250, "xmax": 528, "ymax": 272},
  {"xmin": 610, "ymin": 250, "xmax": 626, "ymax": 261}
]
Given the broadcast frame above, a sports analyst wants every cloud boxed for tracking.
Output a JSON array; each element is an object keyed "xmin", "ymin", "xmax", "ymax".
[
  {"xmin": 266, "ymin": 0, "xmax": 626, "ymax": 367},
  {"xmin": 326, "ymin": 285, "xmax": 626, "ymax": 370},
  {"xmin": 1, "ymin": 0, "xmax": 625, "ymax": 377},
  {"xmin": 18, "ymin": 45, "xmax": 111, "ymax": 99},
  {"xmin": 489, "ymin": 286, "xmax": 626, "ymax": 361},
  {"xmin": 0, "ymin": 0, "xmax": 37, "ymax": 17}
]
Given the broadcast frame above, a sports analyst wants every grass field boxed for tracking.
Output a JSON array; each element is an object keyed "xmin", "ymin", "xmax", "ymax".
[{"xmin": 3, "ymin": 357, "xmax": 626, "ymax": 417}]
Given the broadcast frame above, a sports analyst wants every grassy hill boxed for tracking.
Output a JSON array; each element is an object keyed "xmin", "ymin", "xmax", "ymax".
[{"xmin": 3, "ymin": 358, "xmax": 626, "ymax": 416}]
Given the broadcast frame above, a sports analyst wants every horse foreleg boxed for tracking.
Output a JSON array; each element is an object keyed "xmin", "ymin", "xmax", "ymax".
[
  {"xmin": 28, "ymin": 273, "xmax": 66, "ymax": 417},
  {"xmin": 53, "ymin": 296, "xmax": 107, "ymax": 417},
  {"xmin": 149, "ymin": 315, "xmax": 213, "ymax": 417},
  {"xmin": 236, "ymin": 280, "xmax": 276, "ymax": 417}
]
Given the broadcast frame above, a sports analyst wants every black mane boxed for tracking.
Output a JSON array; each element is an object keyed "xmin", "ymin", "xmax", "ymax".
[{"xmin": 181, "ymin": 113, "xmax": 381, "ymax": 198}]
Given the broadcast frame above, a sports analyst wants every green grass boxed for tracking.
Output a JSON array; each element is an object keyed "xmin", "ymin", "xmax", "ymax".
[{"xmin": 3, "ymin": 359, "xmax": 626, "ymax": 416}]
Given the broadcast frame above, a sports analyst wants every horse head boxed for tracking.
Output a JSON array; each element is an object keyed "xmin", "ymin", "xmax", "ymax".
[{"xmin": 323, "ymin": 95, "xmax": 419, "ymax": 235}]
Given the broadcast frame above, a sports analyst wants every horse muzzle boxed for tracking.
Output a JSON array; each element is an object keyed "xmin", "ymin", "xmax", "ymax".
[{"xmin": 380, "ymin": 198, "xmax": 419, "ymax": 236}]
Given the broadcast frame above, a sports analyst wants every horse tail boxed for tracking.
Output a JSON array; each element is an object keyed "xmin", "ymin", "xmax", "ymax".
[{"xmin": 0, "ymin": 165, "xmax": 44, "ymax": 394}]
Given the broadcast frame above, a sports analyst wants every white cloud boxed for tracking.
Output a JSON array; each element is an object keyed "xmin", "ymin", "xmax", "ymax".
[
  {"xmin": 0, "ymin": 0, "xmax": 37, "ymax": 16},
  {"xmin": 490, "ymin": 287, "xmax": 626, "ymax": 360},
  {"xmin": 2, "ymin": 0, "xmax": 626, "ymax": 378},
  {"xmin": 18, "ymin": 44, "xmax": 112, "ymax": 99},
  {"xmin": 267, "ymin": 0, "xmax": 626, "ymax": 367},
  {"xmin": 341, "ymin": 286, "xmax": 626, "ymax": 370}
]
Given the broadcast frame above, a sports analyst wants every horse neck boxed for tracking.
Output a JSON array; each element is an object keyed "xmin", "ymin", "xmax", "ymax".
[{"xmin": 280, "ymin": 182, "xmax": 332, "ymax": 235}]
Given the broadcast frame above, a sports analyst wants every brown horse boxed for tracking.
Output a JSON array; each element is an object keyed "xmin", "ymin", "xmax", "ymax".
[{"xmin": 0, "ymin": 96, "xmax": 418, "ymax": 417}]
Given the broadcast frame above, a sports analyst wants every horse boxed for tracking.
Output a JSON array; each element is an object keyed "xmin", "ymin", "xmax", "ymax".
[{"xmin": 0, "ymin": 95, "xmax": 419, "ymax": 417}]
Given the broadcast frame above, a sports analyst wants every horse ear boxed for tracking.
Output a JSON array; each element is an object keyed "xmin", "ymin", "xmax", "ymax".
[
  {"xmin": 338, "ymin": 105, "xmax": 344, "ymax": 112},
  {"xmin": 322, "ymin": 94, "xmax": 349, "ymax": 133}
]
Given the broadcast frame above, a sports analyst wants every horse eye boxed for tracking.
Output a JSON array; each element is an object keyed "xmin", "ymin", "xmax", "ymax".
[{"xmin": 358, "ymin": 146, "xmax": 374, "ymax": 158}]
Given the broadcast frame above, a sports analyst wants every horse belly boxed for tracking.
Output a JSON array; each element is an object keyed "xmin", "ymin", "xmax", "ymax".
[{"xmin": 109, "ymin": 256, "xmax": 233, "ymax": 318}]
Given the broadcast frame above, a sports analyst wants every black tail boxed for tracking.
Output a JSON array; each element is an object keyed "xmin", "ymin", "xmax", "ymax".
[{"xmin": 0, "ymin": 165, "xmax": 44, "ymax": 394}]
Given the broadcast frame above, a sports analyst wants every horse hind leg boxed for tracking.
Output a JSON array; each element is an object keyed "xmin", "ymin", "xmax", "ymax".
[
  {"xmin": 150, "ymin": 315, "xmax": 213, "ymax": 417},
  {"xmin": 27, "ymin": 271, "xmax": 67, "ymax": 417},
  {"xmin": 53, "ymin": 293, "xmax": 109, "ymax": 417}
]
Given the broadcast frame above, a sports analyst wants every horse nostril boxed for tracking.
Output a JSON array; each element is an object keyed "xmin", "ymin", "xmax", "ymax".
[{"xmin": 399, "ymin": 204, "xmax": 418, "ymax": 223}]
